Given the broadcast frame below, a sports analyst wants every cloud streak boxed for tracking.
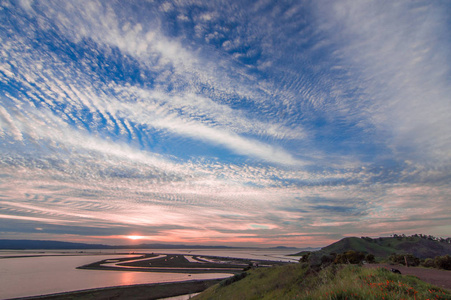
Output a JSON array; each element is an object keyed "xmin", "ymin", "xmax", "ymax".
[{"xmin": 0, "ymin": 0, "xmax": 450, "ymax": 246}]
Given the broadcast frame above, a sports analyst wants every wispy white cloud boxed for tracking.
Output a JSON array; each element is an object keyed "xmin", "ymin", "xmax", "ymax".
[
  {"xmin": 1, "ymin": 2, "xmax": 306, "ymax": 166},
  {"xmin": 314, "ymin": 0, "xmax": 451, "ymax": 162},
  {"xmin": 1, "ymin": 0, "xmax": 450, "ymax": 246}
]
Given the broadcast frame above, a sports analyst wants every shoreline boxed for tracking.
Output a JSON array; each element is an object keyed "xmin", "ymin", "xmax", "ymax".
[
  {"xmin": 2, "ymin": 252, "xmax": 288, "ymax": 299},
  {"xmin": 12, "ymin": 279, "xmax": 223, "ymax": 300}
]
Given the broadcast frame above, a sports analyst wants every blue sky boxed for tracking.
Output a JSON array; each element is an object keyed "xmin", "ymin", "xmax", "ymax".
[{"xmin": 0, "ymin": 0, "xmax": 450, "ymax": 247}]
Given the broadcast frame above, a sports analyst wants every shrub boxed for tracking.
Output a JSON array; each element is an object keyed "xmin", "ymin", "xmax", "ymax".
[
  {"xmin": 219, "ymin": 272, "xmax": 247, "ymax": 287},
  {"xmin": 320, "ymin": 254, "xmax": 334, "ymax": 266},
  {"xmin": 389, "ymin": 253, "xmax": 420, "ymax": 266},
  {"xmin": 434, "ymin": 255, "xmax": 451, "ymax": 270},
  {"xmin": 421, "ymin": 258, "xmax": 435, "ymax": 268},
  {"xmin": 334, "ymin": 250, "xmax": 365, "ymax": 264},
  {"xmin": 299, "ymin": 252, "xmax": 310, "ymax": 263},
  {"xmin": 365, "ymin": 253, "xmax": 375, "ymax": 263},
  {"xmin": 243, "ymin": 262, "xmax": 253, "ymax": 271}
]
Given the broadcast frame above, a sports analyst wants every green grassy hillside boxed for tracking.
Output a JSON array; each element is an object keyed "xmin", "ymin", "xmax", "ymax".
[
  {"xmin": 320, "ymin": 237, "xmax": 397, "ymax": 257},
  {"xmin": 194, "ymin": 264, "xmax": 450, "ymax": 300},
  {"xmin": 294, "ymin": 236, "xmax": 451, "ymax": 259}
]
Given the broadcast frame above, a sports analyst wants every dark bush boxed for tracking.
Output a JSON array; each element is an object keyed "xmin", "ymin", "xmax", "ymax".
[
  {"xmin": 299, "ymin": 252, "xmax": 311, "ymax": 263},
  {"xmin": 334, "ymin": 250, "xmax": 365, "ymax": 264},
  {"xmin": 421, "ymin": 258, "xmax": 435, "ymax": 268},
  {"xmin": 389, "ymin": 254, "xmax": 420, "ymax": 267},
  {"xmin": 365, "ymin": 254, "xmax": 375, "ymax": 263},
  {"xmin": 320, "ymin": 254, "xmax": 334, "ymax": 266},
  {"xmin": 434, "ymin": 255, "xmax": 451, "ymax": 270},
  {"xmin": 243, "ymin": 262, "xmax": 253, "ymax": 271},
  {"xmin": 220, "ymin": 272, "xmax": 247, "ymax": 287}
]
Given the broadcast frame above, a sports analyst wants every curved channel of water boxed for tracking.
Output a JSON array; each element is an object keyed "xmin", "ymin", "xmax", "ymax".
[{"xmin": 0, "ymin": 254, "xmax": 231, "ymax": 299}]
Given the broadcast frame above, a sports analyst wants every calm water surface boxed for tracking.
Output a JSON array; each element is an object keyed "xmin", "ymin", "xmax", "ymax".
[{"xmin": 0, "ymin": 253, "xmax": 231, "ymax": 299}]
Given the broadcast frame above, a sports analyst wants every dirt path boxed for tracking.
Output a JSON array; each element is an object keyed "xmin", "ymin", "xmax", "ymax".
[{"xmin": 365, "ymin": 264, "xmax": 451, "ymax": 290}]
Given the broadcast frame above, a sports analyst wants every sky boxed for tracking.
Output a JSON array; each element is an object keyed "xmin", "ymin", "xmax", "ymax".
[{"xmin": 0, "ymin": 0, "xmax": 450, "ymax": 248}]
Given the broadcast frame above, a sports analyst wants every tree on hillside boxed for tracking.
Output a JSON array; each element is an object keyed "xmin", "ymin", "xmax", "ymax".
[
  {"xmin": 421, "ymin": 255, "xmax": 451, "ymax": 270},
  {"xmin": 434, "ymin": 255, "xmax": 451, "ymax": 270},
  {"xmin": 334, "ymin": 250, "xmax": 365, "ymax": 264},
  {"xmin": 389, "ymin": 253, "xmax": 420, "ymax": 267}
]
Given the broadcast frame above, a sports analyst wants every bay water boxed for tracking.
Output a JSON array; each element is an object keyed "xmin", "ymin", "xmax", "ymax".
[{"xmin": 0, "ymin": 249, "xmax": 298, "ymax": 299}]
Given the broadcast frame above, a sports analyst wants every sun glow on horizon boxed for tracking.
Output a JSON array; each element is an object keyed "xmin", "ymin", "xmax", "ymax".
[{"xmin": 126, "ymin": 235, "xmax": 146, "ymax": 240}]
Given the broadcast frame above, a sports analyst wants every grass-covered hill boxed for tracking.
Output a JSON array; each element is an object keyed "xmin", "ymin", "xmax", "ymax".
[
  {"xmin": 194, "ymin": 263, "xmax": 450, "ymax": 300},
  {"xmin": 295, "ymin": 235, "xmax": 451, "ymax": 259},
  {"xmin": 194, "ymin": 235, "xmax": 451, "ymax": 299}
]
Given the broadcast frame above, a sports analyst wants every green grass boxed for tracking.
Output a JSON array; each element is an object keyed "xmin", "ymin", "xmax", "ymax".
[
  {"xmin": 319, "ymin": 237, "xmax": 397, "ymax": 259},
  {"xmin": 291, "ymin": 236, "xmax": 451, "ymax": 262},
  {"xmin": 194, "ymin": 264, "xmax": 310, "ymax": 300},
  {"xmin": 304, "ymin": 265, "xmax": 450, "ymax": 300},
  {"xmin": 194, "ymin": 264, "xmax": 451, "ymax": 300}
]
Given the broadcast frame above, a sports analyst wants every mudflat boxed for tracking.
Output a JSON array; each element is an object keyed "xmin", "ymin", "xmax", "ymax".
[{"xmin": 78, "ymin": 253, "xmax": 285, "ymax": 273}]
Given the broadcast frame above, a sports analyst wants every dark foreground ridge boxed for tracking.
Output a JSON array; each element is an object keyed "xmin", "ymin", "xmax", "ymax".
[{"xmin": 13, "ymin": 279, "xmax": 222, "ymax": 300}]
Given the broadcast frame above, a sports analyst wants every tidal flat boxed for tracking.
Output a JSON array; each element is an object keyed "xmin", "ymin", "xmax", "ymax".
[{"xmin": 0, "ymin": 249, "xmax": 293, "ymax": 299}]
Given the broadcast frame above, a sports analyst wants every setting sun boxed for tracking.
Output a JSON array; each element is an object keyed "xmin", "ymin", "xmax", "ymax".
[{"xmin": 126, "ymin": 235, "xmax": 145, "ymax": 240}]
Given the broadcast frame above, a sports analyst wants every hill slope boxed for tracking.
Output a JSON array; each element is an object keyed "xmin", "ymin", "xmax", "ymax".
[
  {"xmin": 294, "ymin": 236, "xmax": 451, "ymax": 259},
  {"xmin": 194, "ymin": 264, "xmax": 450, "ymax": 299}
]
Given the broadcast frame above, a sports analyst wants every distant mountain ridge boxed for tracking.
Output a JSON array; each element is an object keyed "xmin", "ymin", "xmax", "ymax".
[
  {"xmin": 0, "ymin": 239, "xmax": 301, "ymax": 250},
  {"xmin": 294, "ymin": 235, "xmax": 451, "ymax": 259},
  {"xmin": 0, "ymin": 239, "xmax": 112, "ymax": 250}
]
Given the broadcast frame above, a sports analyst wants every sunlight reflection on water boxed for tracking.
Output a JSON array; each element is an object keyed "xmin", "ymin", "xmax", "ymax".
[
  {"xmin": 0, "ymin": 254, "xmax": 231, "ymax": 299},
  {"xmin": 120, "ymin": 271, "xmax": 142, "ymax": 286}
]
